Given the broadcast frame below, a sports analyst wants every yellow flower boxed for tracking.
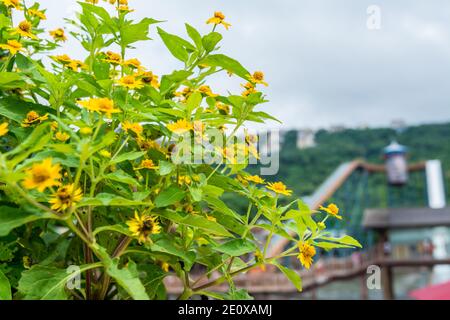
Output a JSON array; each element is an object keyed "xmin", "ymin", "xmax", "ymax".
[
  {"xmin": 167, "ymin": 119, "xmax": 193, "ymax": 134},
  {"xmin": 320, "ymin": 203, "xmax": 342, "ymax": 220},
  {"xmin": 236, "ymin": 174, "xmax": 249, "ymax": 187},
  {"xmin": 135, "ymin": 159, "xmax": 158, "ymax": 170},
  {"xmin": 206, "ymin": 11, "xmax": 231, "ymax": 30},
  {"xmin": 178, "ymin": 175, "xmax": 192, "ymax": 185},
  {"xmin": 55, "ymin": 131, "xmax": 70, "ymax": 142},
  {"xmin": 50, "ymin": 121, "xmax": 58, "ymax": 131},
  {"xmin": 193, "ymin": 120, "xmax": 206, "ymax": 142},
  {"xmin": 266, "ymin": 181, "xmax": 292, "ymax": 196},
  {"xmin": 49, "ymin": 184, "xmax": 83, "ymax": 212},
  {"xmin": 79, "ymin": 127, "xmax": 93, "ymax": 135},
  {"xmin": 161, "ymin": 262, "xmax": 169, "ymax": 272},
  {"xmin": 254, "ymin": 250, "xmax": 266, "ymax": 271},
  {"xmin": 245, "ymin": 131, "xmax": 258, "ymax": 145},
  {"xmin": 0, "ymin": 40, "xmax": 24, "ymax": 55},
  {"xmin": 22, "ymin": 255, "xmax": 32, "ymax": 269},
  {"xmin": 198, "ymin": 85, "xmax": 218, "ymax": 97},
  {"xmin": 123, "ymin": 58, "xmax": 143, "ymax": 69},
  {"xmin": 247, "ymin": 71, "xmax": 268, "ymax": 86},
  {"xmin": 67, "ymin": 59, "xmax": 87, "ymax": 72},
  {"xmin": 122, "ymin": 121, "xmax": 143, "ymax": 136},
  {"xmin": 22, "ymin": 158, "xmax": 61, "ymax": 192},
  {"xmin": 126, "ymin": 211, "xmax": 161, "ymax": 243},
  {"xmin": 117, "ymin": 75, "xmax": 143, "ymax": 89},
  {"xmin": 297, "ymin": 242, "xmax": 316, "ymax": 269},
  {"xmin": 103, "ymin": 51, "xmax": 122, "ymax": 65},
  {"xmin": 85, "ymin": 0, "xmax": 99, "ymax": 4},
  {"xmin": 245, "ymin": 175, "xmax": 265, "ymax": 185},
  {"xmin": 137, "ymin": 138, "xmax": 161, "ymax": 152},
  {"xmin": 118, "ymin": 5, "xmax": 133, "ymax": 12},
  {"xmin": 139, "ymin": 71, "xmax": 159, "ymax": 89},
  {"xmin": 0, "ymin": 122, "xmax": 8, "ymax": 137},
  {"xmin": 78, "ymin": 98, "xmax": 121, "ymax": 118},
  {"xmin": 21, "ymin": 110, "xmax": 48, "ymax": 127},
  {"xmin": 12, "ymin": 20, "xmax": 37, "ymax": 39},
  {"xmin": 241, "ymin": 82, "xmax": 258, "ymax": 97},
  {"xmin": 49, "ymin": 28, "xmax": 67, "ymax": 42},
  {"xmin": 216, "ymin": 102, "xmax": 230, "ymax": 115},
  {"xmin": 1, "ymin": 0, "xmax": 22, "ymax": 10},
  {"xmin": 28, "ymin": 9, "xmax": 47, "ymax": 20},
  {"xmin": 99, "ymin": 150, "xmax": 111, "ymax": 158},
  {"xmin": 51, "ymin": 54, "xmax": 72, "ymax": 64},
  {"xmin": 174, "ymin": 87, "xmax": 193, "ymax": 100},
  {"xmin": 318, "ymin": 221, "xmax": 326, "ymax": 230},
  {"xmin": 51, "ymin": 54, "xmax": 86, "ymax": 71}
]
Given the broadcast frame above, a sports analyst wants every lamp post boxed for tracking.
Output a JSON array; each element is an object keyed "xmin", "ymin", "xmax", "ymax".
[{"xmin": 384, "ymin": 141, "xmax": 408, "ymax": 187}]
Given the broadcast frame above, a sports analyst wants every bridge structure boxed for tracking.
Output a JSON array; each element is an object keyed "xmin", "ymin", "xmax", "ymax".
[{"xmin": 166, "ymin": 158, "xmax": 449, "ymax": 299}]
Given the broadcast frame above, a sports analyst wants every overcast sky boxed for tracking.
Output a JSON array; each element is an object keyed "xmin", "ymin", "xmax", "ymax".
[{"xmin": 37, "ymin": 0, "xmax": 450, "ymax": 130}]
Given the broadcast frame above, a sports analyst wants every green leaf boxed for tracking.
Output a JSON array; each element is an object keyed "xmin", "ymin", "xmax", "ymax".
[
  {"xmin": 0, "ymin": 269, "xmax": 11, "ymax": 300},
  {"xmin": 214, "ymin": 239, "xmax": 256, "ymax": 256},
  {"xmin": 273, "ymin": 262, "xmax": 302, "ymax": 292},
  {"xmin": 0, "ymin": 97, "xmax": 53, "ymax": 123},
  {"xmin": 320, "ymin": 235, "xmax": 362, "ymax": 248},
  {"xmin": 18, "ymin": 264, "xmax": 99, "ymax": 300},
  {"xmin": 185, "ymin": 23, "xmax": 203, "ymax": 50},
  {"xmin": 0, "ymin": 206, "xmax": 54, "ymax": 237},
  {"xmin": 151, "ymin": 239, "xmax": 196, "ymax": 269},
  {"xmin": 159, "ymin": 70, "xmax": 192, "ymax": 95},
  {"xmin": 78, "ymin": 193, "xmax": 148, "ymax": 207},
  {"xmin": 203, "ymin": 195, "xmax": 243, "ymax": 222},
  {"xmin": 93, "ymin": 224, "xmax": 131, "ymax": 237},
  {"xmin": 202, "ymin": 32, "xmax": 222, "ymax": 52},
  {"xmin": 138, "ymin": 264, "xmax": 167, "ymax": 299},
  {"xmin": 105, "ymin": 170, "xmax": 140, "ymax": 187},
  {"xmin": 159, "ymin": 210, "xmax": 232, "ymax": 237},
  {"xmin": 157, "ymin": 27, "xmax": 195, "ymax": 62},
  {"xmin": 110, "ymin": 151, "xmax": 145, "ymax": 164},
  {"xmin": 121, "ymin": 18, "xmax": 160, "ymax": 47},
  {"xmin": 226, "ymin": 288, "xmax": 254, "ymax": 300},
  {"xmin": 0, "ymin": 72, "xmax": 27, "ymax": 89},
  {"xmin": 99, "ymin": 253, "xmax": 149, "ymax": 300},
  {"xmin": 186, "ymin": 91, "xmax": 202, "ymax": 116},
  {"xmin": 155, "ymin": 186, "xmax": 185, "ymax": 207},
  {"xmin": 314, "ymin": 242, "xmax": 355, "ymax": 250},
  {"xmin": 201, "ymin": 54, "xmax": 249, "ymax": 79},
  {"xmin": 158, "ymin": 160, "xmax": 175, "ymax": 176}
]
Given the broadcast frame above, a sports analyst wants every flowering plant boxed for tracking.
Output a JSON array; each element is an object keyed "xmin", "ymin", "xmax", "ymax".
[{"xmin": 0, "ymin": 0, "xmax": 360, "ymax": 300}]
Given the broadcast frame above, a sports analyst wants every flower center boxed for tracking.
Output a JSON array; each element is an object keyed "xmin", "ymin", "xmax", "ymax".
[
  {"xmin": 19, "ymin": 21, "xmax": 31, "ymax": 32},
  {"xmin": 33, "ymin": 168, "xmax": 50, "ymax": 183}
]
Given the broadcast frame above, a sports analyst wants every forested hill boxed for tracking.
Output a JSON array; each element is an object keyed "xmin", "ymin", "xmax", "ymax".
[{"xmin": 272, "ymin": 122, "xmax": 450, "ymax": 198}]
